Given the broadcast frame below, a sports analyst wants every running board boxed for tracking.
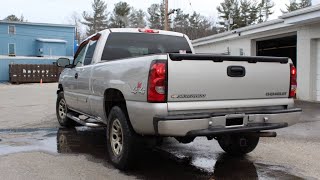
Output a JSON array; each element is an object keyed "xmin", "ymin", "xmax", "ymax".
[{"xmin": 67, "ymin": 113, "xmax": 105, "ymax": 128}]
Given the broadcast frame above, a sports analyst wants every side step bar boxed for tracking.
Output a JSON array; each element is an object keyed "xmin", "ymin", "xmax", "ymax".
[{"xmin": 67, "ymin": 113, "xmax": 105, "ymax": 128}]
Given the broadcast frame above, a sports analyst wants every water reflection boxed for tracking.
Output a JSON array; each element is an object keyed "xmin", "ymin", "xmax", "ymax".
[
  {"xmin": 56, "ymin": 128, "xmax": 261, "ymax": 180},
  {"xmin": 0, "ymin": 127, "xmax": 306, "ymax": 179}
]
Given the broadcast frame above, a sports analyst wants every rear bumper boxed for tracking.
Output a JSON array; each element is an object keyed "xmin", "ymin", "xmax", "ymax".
[{"xmin": 153, "ymin": 108, "xmax": 302, "ymax": 137}]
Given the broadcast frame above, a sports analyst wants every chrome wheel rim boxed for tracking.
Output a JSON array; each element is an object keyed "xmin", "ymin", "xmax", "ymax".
[
  {"xmin": 58, "ymin": 99, "xmax": 67, "ymax": 119},
  {"xmin": 110, "ymin": 119, "xmax": 123, "ymax": 156}
]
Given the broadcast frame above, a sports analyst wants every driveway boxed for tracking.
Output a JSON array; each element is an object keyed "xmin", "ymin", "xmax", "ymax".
[{"xmin": 0, "ymin": 83, "xmax": 319, "ymax": 179}]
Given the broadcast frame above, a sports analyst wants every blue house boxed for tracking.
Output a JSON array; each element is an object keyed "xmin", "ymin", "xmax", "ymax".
[
  {"xmin": 0, "ymin": 21, "xmax": 75, "ymax": 57},
  {"xmin": 0, "ymin": 21, "xmax": 75, "ymax": 82}
]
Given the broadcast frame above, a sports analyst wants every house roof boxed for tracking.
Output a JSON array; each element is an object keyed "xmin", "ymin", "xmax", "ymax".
[
  {"xmin": 193, "ymin": 4, "xmax": 320, "ymax": 47},
  {"xmin": 36, "ymin": 38, "xmax": 67, "ymax": 43},
  {"xmin": 0, "ymin": 20, "xmax": 75, "ymax": 28}
]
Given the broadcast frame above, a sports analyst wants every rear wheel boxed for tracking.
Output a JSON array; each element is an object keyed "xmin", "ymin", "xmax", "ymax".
[
  {"xmin": 106, "ymin": 106, "xmax": 137, "ymax": 170},
  {"xmin": 218, "ymin": 133, "xmax": 259, "ymax": 156},
  {"xmin": 56, "ymin": 92, "xmax": 77, "ymax": 127}
]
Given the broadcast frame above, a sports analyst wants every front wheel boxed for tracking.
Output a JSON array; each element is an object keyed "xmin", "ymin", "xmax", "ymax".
[
  {"xmin": 218, "ymin": 133, "xmax": 259, "ymax": 156},
  {"xmin": 106, "ymin": 106, "xmax": 137, "ymax": 170},
  {"xmin": 56, "ymin": 92, "xmax": 77, "ymax": 127}
]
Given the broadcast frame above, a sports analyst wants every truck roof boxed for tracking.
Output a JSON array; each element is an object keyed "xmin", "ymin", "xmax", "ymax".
[{"xmin": 100, "ymin": 28, "xmax": 185, "ymax": 37}]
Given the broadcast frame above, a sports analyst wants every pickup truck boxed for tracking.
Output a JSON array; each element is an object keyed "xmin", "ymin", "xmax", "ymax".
[{"xmin": 56, "ymin": 28, "xmax": 302, "ymax": 170}]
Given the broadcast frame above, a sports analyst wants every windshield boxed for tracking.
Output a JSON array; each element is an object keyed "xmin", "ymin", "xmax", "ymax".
[{"xmin": 101, "ymin": 33, "xmax": 192, "ymax": 61}]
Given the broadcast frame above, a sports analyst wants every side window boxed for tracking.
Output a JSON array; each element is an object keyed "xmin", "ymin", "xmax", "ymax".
[
  {"xmin": 8, "ymin": 43, "xmax": 16, "ymax": 55},
  {"xmin": 83, "ymin": 41, "xmax": 97, "ymax": 65},
  {"xmin": 8, "ymin": 25, "xmax": 15, "ymax": 35},
  {"xmin": 73, "ymin": 44, "xmax": 88, "ymax": 67}
]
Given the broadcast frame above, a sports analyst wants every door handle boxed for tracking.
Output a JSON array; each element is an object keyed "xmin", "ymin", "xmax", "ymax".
[
  {"xmin": 227, "ymin": 66, "xmax": 246, "ymax": 77},
  {"xmin": 75, "ymin": 73, "xmax": 78, "ymax": 79}
]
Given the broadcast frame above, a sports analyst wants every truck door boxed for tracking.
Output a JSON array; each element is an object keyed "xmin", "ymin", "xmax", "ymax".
[
  {"xmin": 63, "ymin": 42, "xmax": 88, "ymax": 110},
  {"xmin": 75, "ymin": 40, "xmax": 98, "ymax": 115}
]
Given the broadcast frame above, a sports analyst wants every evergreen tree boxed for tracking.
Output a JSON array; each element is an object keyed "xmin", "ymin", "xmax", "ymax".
[
  {"xmin": 282, "ymin": 0, "xmax": 300, "ymax": 13},
  {"xmin": 129, "ymin": 9, "xmax": 146, "ymax": 28},
  {"xmin": 300, "ymin": 0, "xmax": 312, "ymax": 8},
  {"xmin": 172, "ymin": 9, "xmax": 189, "ymax": 34},
  {"xmin": 217, "ymin": 0, "xmax": 240, "ymax": 30},
  {"xmin": 82, "ymin": 0, "xmax": 108, "ymax": 36},
  {"xmin": 4, "ymin": 14, "xmax": 24, "ymax": 22},
  {"xmin": 217, "ymin": 0, "xmax": 272, "ymax": 30},
  {"xmin": 147, "ymin": 4, "xmax": 162, "ymax": 29},
  {"xmin": 240, "ymin": 0, "xmax": 252, "ymax": 26},
  {"xmin": 187, "ymin": 12, "xmax": 217, "ymax": 39},
  {"xmin": 260, "ymin": 0, "xmax": 274, "ymax": 21},
  {"xmin": 109, "ymin": 2, "xmax": 131, "ymax": 28},
  {"xmin": 159, "ymin": 3, "xmax": 166, "ymax": 30}
]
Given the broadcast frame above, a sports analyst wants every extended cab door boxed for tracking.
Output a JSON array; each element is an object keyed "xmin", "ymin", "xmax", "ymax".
[
  {"xmin": 74, "ymin": 39, "xmax": 98, "ymax": 115},
  {"xmin": 63, "ymin": 42, "xmax": 88, "ymax": 110}
]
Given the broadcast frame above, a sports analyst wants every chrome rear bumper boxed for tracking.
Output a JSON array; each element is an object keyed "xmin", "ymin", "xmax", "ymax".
[{"xmin": 153, "ymin": 108, "xmax": 302, "ymax": 137}]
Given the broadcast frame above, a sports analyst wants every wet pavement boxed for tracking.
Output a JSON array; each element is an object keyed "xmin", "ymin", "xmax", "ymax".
[
  {"xmin": 0, "ymin": 127, "xmax": 311, "ymax": 180},
  {"xmin": 0, "ymin": 84, "xmax": 320, "ymax": 179}
]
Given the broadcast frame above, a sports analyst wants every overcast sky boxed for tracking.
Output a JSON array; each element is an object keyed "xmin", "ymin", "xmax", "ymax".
[{"xmin": 1, "ymin": 0, "xmax": 320, "ymax": 25}]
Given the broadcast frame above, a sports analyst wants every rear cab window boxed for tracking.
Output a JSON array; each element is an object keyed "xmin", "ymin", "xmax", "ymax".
[{"xmin": 101, "ymin": 33, "xmax": 192, "ymax": 61}]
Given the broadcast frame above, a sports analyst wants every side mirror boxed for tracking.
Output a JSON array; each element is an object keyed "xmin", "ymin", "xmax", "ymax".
[{"xmin": 57, "ymin": 58, "xmax": 71, "ymax": 68}]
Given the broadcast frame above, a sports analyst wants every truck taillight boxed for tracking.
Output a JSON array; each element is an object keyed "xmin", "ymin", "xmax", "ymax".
[
  {"xmin": 289, "ymin": 64, "xmax": 297, "ymax": 98},
  {"xmin": 147, "ymin": 61, "xmax": 167, "ymax": 103}
]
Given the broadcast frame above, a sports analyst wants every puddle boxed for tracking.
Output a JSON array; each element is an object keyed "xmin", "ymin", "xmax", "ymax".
[{"xmin": 0, "ymin": 127, "xmax": 310, "ymax": 180}]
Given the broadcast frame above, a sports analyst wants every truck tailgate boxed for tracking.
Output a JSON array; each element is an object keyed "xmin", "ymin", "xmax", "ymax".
[{"xmin": 167, "ymin": 54, "xmax": 290, "ymax": 102}]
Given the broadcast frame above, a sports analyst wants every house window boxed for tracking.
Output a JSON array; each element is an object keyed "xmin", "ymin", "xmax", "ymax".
[
  {"xmin": 8, "ymin": 44, "xmax": 16, "ymax": 56},
  {"xmin": 8, "ymin": 25, "xmax": 16, "ymax": 35}
]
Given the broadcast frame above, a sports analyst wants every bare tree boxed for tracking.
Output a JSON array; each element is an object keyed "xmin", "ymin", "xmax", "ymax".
[{"xmin": 68, "ymin": 12, "xmax": 84, "ymax": 43}]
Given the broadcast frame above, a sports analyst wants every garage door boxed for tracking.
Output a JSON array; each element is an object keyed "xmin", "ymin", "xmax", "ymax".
[{"xmin": 317, "ymin": 40, "xmax": 320, "ymax": 101}]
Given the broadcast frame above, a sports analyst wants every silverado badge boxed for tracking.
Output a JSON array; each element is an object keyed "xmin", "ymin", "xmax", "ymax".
[{"xmin": 171, "ymin": 94, "xmax": 206, "ymax": 99}]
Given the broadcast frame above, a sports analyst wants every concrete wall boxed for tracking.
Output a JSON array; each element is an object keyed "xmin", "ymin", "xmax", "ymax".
[
  {"xmin": 297, "ymin": 23, "xmax": 320, "ymax": 101},
  {"xmin": 195, "ymin": 38, "xmax": 252, "ymax": 56},
  {"xmin": 193, "ymin": 23, "xmax": 320, "ymax": 101},
  {"xmin": 0, "ymin": 23, "xmax": 74, "ymax": 57}
]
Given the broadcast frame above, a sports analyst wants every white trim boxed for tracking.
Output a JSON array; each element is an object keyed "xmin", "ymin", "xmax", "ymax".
[
  {"xmin": 8, "ymin": 43, "xmax": 16, "ymax": 55},
  {"xmin": 0, "ymin": 55, "xmax": 73, "ymax": 60},
  {"xmin": 0, "ymin": 20, "xmax": 75, "ymax": 28},
  {"xmin": 8, "ymin": 25, "xmax": 15, "ymax": 35},
  {"xmin": 36, "ymin": 38, "xmax": 67, "ymax": 43}
]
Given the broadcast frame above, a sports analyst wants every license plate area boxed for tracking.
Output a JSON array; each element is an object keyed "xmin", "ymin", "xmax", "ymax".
[{"xmin": 226, "ymin": 117, "xmax": 244, "ymax": 127}]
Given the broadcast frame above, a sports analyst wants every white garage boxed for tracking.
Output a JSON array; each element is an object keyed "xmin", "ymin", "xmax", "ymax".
[
  {"xmin": 193, "ymin": 5, "xmax": 320, "ymax": 102},
  {"xmin": 317, "ymin": 40, "xmax": 320, "ymax": 101}
]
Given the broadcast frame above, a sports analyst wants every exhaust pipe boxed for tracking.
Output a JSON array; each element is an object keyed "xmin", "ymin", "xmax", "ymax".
[
  {"xmin": 246, "ymin": 132, "xmax": 277, "ymax": 137},
  {"xmin": 258, "ymin": 132, "xmax": 277, "ymax": 137}
]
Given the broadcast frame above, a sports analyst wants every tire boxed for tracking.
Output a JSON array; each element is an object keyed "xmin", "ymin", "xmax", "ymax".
[
  {"xmin": 218, "ymin": 133, "xmax": 259, "ymax": 156},
  {"xmin": 56, "ymin": 92, "xmax": 77, "ymax": 127},
  {"xmin": 106, "ymin": 106, "xmax": 137, "ymax": 170}
]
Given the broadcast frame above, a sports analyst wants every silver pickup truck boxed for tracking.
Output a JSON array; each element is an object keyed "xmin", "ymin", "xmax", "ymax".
[{"xmin": 56, "ymin": 28, "xmax": 301, "ymax": 170}]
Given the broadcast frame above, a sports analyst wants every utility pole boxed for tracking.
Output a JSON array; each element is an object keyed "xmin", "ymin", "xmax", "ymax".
[{"xmin": 164, "ymin": 0, "xmax": 169, "ymax": 31}]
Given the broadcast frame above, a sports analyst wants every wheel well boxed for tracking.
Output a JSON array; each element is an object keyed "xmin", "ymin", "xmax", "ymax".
[
  {"xmin": 57, "ymin": 84, "xmax": 63, "ymax": 94},
  {"xmin": 104, "ymin": 89, "xmax": 129, "ymax": 120}
]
